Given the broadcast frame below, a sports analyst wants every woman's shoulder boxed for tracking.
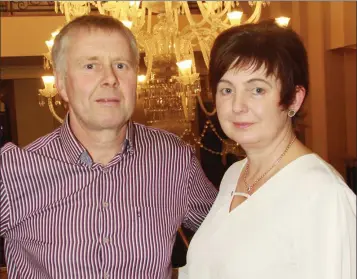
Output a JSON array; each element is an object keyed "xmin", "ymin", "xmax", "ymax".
[
  {"xmin": 296, "ymin": 154, "xmax": 348, "ymax": 189},
  {"xmin": 292, "ymin": 154, "xmax": 356, "ymax": 211}
]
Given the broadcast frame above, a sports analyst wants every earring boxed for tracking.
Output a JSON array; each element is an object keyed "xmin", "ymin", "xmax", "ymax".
[{"xmin": 288, "ymin": 109, "xmax": 296, "ymax": 118}]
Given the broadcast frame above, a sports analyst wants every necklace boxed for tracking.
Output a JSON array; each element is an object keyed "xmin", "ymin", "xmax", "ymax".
[{"xmin": 243, "ymin": 135, "xmax": 297, "ymax": 195}]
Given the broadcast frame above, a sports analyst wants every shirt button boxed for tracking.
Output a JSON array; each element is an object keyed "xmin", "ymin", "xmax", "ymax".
[
  {"xmin": 103, "ymin": 169, "xmax": 109, "ymax": 174},
  {"xmin": 103, "ymin": 237, "xmax": 109, "ymax": 244},
  {"xmin": 104, "ymin": 273, "xmax": 109, "ymax": 279},
  {"xmin": 103, "ymin": 201, "xmax": 109, "ymax": 208}
]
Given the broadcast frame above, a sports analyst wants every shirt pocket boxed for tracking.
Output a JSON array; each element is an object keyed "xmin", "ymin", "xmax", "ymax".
[{"xmin": 130, "ymin": 205, "xmax": 185, "ymax": 244}]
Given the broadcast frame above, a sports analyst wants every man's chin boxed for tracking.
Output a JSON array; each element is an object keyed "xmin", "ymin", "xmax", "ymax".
[{"xmin": 96, "ymin": 117, "xmax": 128, "ymax": 130}]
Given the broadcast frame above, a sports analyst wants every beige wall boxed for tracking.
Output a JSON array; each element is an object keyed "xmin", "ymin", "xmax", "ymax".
[
  {"xmin": 0, "ymin": 14, "xmax": 205, "ymax": 57},
  {"xmin": 291, "ymin": 1, "xmax": 356, "ymax": 176},
  {"xmin": 344, "ymin": 50, "xmax": 357, "ymax": 159},
  {"xmin": 13, "ymin": 79, "xmax": 56, "ymax": 147},
  {"xmin": 1, "ymin": 16, "xmax": 67, "ymax": 57},
  {"xmin": 329, "ymin": 2, "xmax": 356, "ymax": 49}
]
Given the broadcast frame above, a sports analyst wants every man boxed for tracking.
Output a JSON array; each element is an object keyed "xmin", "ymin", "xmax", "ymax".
[{"xmin": 0, "ymin": 15, "xmax": 217, "ymax": 279}]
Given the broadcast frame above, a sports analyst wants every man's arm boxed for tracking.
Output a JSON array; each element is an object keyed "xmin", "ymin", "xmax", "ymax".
[
  {"xmin": 183, "ymin": 152, "xmax": 218, "ymax": 232},
  {"xmin": 0, "ymin": 146, "xmax": 10, "ymax": 238}
]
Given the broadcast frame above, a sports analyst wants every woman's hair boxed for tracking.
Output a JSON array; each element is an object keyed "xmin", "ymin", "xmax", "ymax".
[
  {"xmin": 51, "ymin": 14, "xmax": 140, "ymax": 75},
  {"xmin": 209, "ymin": 20, "xmax": 309, "ymax": 114}
]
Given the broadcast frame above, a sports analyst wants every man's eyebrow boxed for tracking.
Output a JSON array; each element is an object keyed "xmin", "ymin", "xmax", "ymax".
[
  {"xmin": 76, "ymin": 56, "xmax": 135, "ymax": 65},
  {"xmin": 77, "ymin": 56, "xmax": 99, "ymax": 61}
]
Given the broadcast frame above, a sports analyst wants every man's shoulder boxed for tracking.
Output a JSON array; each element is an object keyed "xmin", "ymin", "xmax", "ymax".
[
  {"xmin": 24, "ymin": 128, "xmax": 61, "ymax": 152},
  {"xmin": 1, "ymin": 128, "xmax": 61, "ymax": 156},
  {"xmin": 133, "ymin": 122, "xmax": 193, "ymax": 151}
]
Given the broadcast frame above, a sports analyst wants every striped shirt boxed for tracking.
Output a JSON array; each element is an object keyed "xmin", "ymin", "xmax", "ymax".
[{"xmin": 0, "ymin": 117, "xmax": 217, "ymax": 279}]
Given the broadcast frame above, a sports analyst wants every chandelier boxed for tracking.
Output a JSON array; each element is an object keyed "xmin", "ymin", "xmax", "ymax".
[{"xmin": 39, "ymin": 1, "xmax": 288, "ymax": 157}]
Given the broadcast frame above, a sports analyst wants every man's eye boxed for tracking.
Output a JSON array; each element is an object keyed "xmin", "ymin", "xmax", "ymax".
[
  {"xmin": 116, "ymin": 63, "xmax": 126, "ymax": 69},
  {"xmin": 85, "ymin": 64, "xmax": 95, "ymax": 70}
]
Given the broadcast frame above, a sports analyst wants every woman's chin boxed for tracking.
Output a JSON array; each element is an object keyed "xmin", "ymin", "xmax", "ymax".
[{"xmin": 228, "ymin": 135, "xmax": 260, "ymax": 147}]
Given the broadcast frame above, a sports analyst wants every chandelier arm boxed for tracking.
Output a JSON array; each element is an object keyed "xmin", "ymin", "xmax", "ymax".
[
  {"xmin": 196, "ymin": 2, "xmax": 233, "ymax": 27},
  {"xmin": 63, "ymin": 3, "xmax": 71, "ymax": 23},
  {"xmin": 189, "ymin": 44, "xmax": 197, "ymax": 74},
  {"xmin": 243, "ymin": 2, "xmax": 262, "ymax": 24},
  {"xmin": 182, "ymin": 2, "xmax": 212, "ymax": 29},
  {"xmin": 145, "ymin": 49, "xmax": 153, "ymax": 80},
  {"xmin": 174, "ymin": 8, "xmax": 179, "ymax": 29},
  {"xmin": 165, "ymin": 1, "xmax": 172, "ymax": 15},
  {"xmin": 191, "ymin": 30, "xmax": 213, "ymax": 69},
  {"xmin": 195, "ymin": 2, "xmax": 218, "ymax": 28},
  {"xmin": 197, "ymin": 92, "xmax": 216, "ymax": 117},
  {"xmin": 147, "ymin": 8, "xmax": 152, "ymax": 33},
  {"xmin": 95, "ymin": 1, "xmax": 104, "ymax": 14},
  {"xmin": 48, "ymin": 98, "xmax": 64, "ymax": 124},
  {"xmin": 137, "ymin": 7, "xmax": 146, "ymax": 29},
  {"xmin": 209, "ymin": 2, "xmax": 232, "ymax": 20}
]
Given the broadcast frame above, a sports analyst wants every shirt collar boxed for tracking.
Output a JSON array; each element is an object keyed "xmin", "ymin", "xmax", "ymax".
[{"xmin": 60, "ymin": 114, "xmax": 136, "ymax": 166}]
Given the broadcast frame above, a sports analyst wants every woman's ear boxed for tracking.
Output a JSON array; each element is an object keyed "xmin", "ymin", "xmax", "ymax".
[{"xmin": 290, "ymin": 85, "xmax": 306, "ymax": 112}]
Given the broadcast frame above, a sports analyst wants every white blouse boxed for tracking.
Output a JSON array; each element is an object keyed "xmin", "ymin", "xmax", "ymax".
[{"xmin": 179, "ymin": 154, "xmax": 356, "ymax": 279}]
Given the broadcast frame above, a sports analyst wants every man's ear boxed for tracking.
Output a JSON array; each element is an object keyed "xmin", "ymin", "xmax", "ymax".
[
  {"xmin": 290, "ymin": 85, "xmax": 306, "ymax": 112},
  {"xmin": 54, "ymin": 72, "xmax": 68, "ymax": 102}
]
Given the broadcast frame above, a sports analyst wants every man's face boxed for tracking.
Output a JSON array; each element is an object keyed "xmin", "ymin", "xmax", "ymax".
[{"xmin": 57, "ymin": 28, "xmax": 137, "ymax": 132}]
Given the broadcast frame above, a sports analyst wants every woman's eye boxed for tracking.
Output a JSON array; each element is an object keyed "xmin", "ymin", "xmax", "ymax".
[
  {"xmin": 220, "ymin": 88, "xmax": 232, "ymax": 95},
  {"xmin": 252, "ymin": 87, "xmax": 265, "ymax": 95}
]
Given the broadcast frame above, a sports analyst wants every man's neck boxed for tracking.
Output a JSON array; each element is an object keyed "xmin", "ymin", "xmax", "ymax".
[{"xmin": 69, "ymin": 118, "xmax": 128, "ymax": 166}]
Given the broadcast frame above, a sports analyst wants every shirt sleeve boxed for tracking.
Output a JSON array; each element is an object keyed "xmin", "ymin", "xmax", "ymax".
[
  {"xmin": 183, "ymin": 151, "xmax": 218, "ymax": 232},
  {"xmin": 297, "ymin": 182, "xmax": 356, "ymax": 279},
  {"xmin": 0, "ymin": 169, "xmax": 10, "ymax": 237}
]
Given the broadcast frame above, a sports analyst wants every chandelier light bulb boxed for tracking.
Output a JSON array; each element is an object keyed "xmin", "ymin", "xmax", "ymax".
[
  {"xmin": 122, "ymin": 20, "xmax": 133, "ymax": 29},
  {"xmin": 137, "ymin": 75, "xmax": 146, "ymax": 83},
  {"xmin": 51, "ymin": 30, "xmax": 60, "ymax": 38},
  {"xmin": 275, "ymin": 16, "xmax": 290, "ymax": 27},
  {"xmin": 45, "ymin": 40, "xmax": 54, "ymax": 51},
  {"xmin": 227, "ymin": 10, "xmax": 243, "ymax": 25},
  {"xmin": 41, "ymin": 76, "xmax": 55, "ymax": 87}
]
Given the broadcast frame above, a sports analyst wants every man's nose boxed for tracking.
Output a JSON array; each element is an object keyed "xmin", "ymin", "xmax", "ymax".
[{"xmin": 101, "ymin": 65, "xmax": 118, "ymax": 87}]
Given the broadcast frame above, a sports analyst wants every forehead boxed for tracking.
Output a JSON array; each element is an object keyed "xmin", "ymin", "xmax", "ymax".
[
  {"xmin": 221, "ymin": 62, "xmax": 277, "ymax": 84},
  {"xmin": 67, "ymin": 28, "xmax": 131, "ymax": 58}
]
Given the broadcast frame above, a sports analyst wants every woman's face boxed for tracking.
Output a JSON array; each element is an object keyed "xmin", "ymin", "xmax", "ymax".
[{"xmin": 215, "ymin": 65, "xmax": 293, "ymax": 148}]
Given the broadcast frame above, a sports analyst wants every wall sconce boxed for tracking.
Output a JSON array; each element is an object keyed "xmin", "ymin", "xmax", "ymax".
[
  {"xmin": 43, "ymin": 29, "xmax": 60, "ymax": 69},
  {"xmin": 38, "ymin": 76, "xmax": 64, "ymax": 123},
  {"xmin": 39, "ymin": 76, "xmax": 57, "ymax": 99}
]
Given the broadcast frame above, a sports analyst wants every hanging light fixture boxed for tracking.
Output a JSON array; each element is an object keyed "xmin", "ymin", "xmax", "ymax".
[{"xmin": 39, "ymin": 1, "xmax": 271, "ymax": 156}]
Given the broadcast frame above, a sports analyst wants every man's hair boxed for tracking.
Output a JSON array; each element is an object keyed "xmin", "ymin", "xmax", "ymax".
[
  {"xmin": 209, "ymin": 20, "xmax": 309, "ymax": 115},
  {"xmin": 51, "ymin": 14, "xmax": 140, "ymax": 75}
]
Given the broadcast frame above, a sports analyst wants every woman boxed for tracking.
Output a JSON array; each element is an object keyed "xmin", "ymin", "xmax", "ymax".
[{"xmin": 179, "ymin": 20, "xmax": 356, "ymax": 279}]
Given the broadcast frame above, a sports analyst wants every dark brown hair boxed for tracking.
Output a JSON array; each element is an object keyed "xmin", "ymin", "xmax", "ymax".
[{"xmin": 209, "ymin": 20, "xmax": 309, "ymax": 113}]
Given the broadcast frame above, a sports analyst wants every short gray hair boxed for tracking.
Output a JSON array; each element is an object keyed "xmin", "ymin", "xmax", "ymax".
[{"xmin": 51, "ymin": 14, "xmax": 140, "ymax": 75}]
